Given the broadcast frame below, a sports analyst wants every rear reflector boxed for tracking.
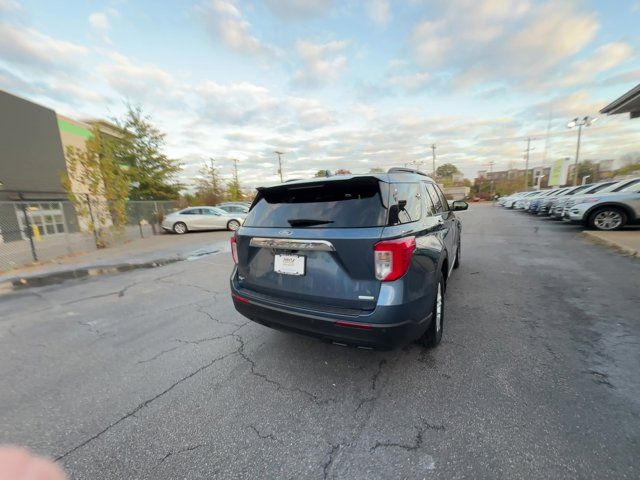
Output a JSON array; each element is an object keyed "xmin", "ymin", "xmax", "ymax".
[
  {"xmin": 335, "ymin": 320, "xmax": 373, "ymax": 330},
  {"xmin": 373, "ymin": 236, "xmax": 416, "ymax": 281},
  {"xmin": 230, "ymin": 236, "xmax": 238, "ymax": 264},
  {"xmin": 232, "ymin": 294, "xmax": 249, "ymax": 304}
]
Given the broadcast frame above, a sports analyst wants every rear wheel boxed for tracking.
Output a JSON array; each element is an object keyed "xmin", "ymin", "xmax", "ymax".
[
  {"xmin": 227, "ymin": 219, "xmax": 241, "ymax": 231},
  {"xmin": 419, "ymin": 273, "xmax": 444, "ymax": 348},
  {"xmin": 173, "ymin": 222, "xmax": 187, "ymax": 234},
  {"xmin": 588, "ymin": 207, "xmax": 626, "ymax": 231}
]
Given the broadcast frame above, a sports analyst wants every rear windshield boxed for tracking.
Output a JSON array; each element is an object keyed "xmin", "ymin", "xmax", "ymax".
[{"xmin": 244, "ymin": 179, "xmax": 388, "ymax": 228}]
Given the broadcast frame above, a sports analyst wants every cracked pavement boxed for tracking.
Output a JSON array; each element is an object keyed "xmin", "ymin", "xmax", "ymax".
[{"xmin": 1, "ymin": 207, "xmax": 639, "ymax": 479}]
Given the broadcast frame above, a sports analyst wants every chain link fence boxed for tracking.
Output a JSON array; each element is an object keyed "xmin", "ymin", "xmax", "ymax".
[{"xmin": 0, "ymin": 196, "xmax": 179, "ymax": 272}]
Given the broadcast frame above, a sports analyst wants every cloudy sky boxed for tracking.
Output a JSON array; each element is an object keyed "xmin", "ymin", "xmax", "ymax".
[{"xmin": 1, "ymin": 0, "xmax": 639, "ymax": 188}]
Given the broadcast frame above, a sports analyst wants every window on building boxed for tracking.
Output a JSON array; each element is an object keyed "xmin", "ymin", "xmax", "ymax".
[{"xmin": 14, "ymin": 202, "xmax": 66, "ymax": 238}]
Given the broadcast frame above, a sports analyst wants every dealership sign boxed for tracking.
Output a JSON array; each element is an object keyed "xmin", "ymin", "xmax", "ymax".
[{"xmin": 549, "ymin": 158, "xmax": 569, "ymax": 186}]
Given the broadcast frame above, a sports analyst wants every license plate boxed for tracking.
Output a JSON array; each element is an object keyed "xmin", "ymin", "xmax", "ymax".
[{"xmin": 274, "ymin": 254, "xmax": 305, "ymax": 276}]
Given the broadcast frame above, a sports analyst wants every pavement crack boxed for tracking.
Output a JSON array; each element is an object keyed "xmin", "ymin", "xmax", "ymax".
[
  {"xmin": 322, "ymin": 444, "xmax": 340, "ymax": 480},
  {"xmin": 586, "ymin": 370, "xmax": 615, "ymax": 389},
  {"xmin": 355, "ymin": 397, "xmax": 376, "ymax": 413},
  {"xmin": 195, "ymin": 304, "xmax": 237, "ymax": 326},
  {"xmin": 371, "ymin": 359, "xmax": 387, "ymax": 390},
  {"xmin": 234, "ymin": 333, "xmax": 334, "ymax": 405},
  {"xmin": 157, "ymin": 276, "xmax": 214, "ymax": 294},
  {"xmin": 370, "ymin": 427, "xmax": 423, "ymax": 453},
  {"xmin": 369, "ymin": 420, "xmax": 444, "ymax": 454},
  {"xmin": 136, "ymin": 345, "xmax": 182, "ymax": 364},
  {"xmin": 156, "ymin": 444, "xmax": 204, "ymax": 468},
  {"xmin": 55, "ymin": 351, "xmax": 234, "ymax": 462},
  {"xmin": 63, "ymin": 281, "xmax": 140, "ymax": 305},
  {"xmin": 248, "ymin": 425, "xmax": 277, "ymax": 442}
]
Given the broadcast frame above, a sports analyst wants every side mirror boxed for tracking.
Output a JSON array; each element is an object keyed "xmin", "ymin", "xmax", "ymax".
[{"xmin": 452, "ymin": 200, "xmax": 469, "ymax": 211}]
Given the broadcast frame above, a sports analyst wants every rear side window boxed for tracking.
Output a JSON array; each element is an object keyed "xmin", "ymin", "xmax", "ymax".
[
  {"xmin": 388, "ymin": 183, "xmax": 421, "ymax": 225},
  {"xmin": 425, "ymin": 184, "xmax": 444, "ymax": 213},
  {"xmin": 421, "ymin": 182, "xmax": 437, "ymax": 216},
  {"xmin": 434, "ymin": 185, "xmax": 450, "ymax": 211},
  {"xmin": 613, "ymin": 179, "xmax": 639, "ymax": 191},
  {"xmin": 244, "ymin": 180, "xmax": 387, "ymax": 228},
  {"xmin": 181, "ymin": 209, "xmax": 200, "ymax": 215}
]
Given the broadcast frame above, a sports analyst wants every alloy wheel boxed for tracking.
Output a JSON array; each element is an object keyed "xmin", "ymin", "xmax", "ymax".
[{"xmin": 594, "ymin": 211, "xmax": 623, "ymax": 230}]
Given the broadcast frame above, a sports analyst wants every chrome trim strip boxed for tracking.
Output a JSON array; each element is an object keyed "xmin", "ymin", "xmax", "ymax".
[{"xmin": 249, "ymin": 237, "xmax": 336, "ymax": 251}]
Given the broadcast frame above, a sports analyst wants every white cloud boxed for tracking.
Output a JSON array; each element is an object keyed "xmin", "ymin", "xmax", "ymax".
[
  {"xmin": 0, "ymin": 0, "xmax": 20, "ymax": 12},
  {"xmin": 556, "ymin": 42, "xmax": 634, "ymax": 87},
  {"xmin": 367, "ymin": 0, "xmax": 391, "ymax": 26},
  {"xmin": 292, "ymin": 39, "xmax": 349, "ymax": 88},
  {"xmin": 411, "ymin": 21, "xmax": 452, "ymax": 66},
  {"xmin": 388, "ymin": 72, "xmax": 431, "ymax": 92},
  {"xmin": 89, "ymin": 12, "xmax": 110, "ymax": 30},
  {"xmin": 411, "ymin": 0, "xmax": 599, "ymax": 89},
  {"xmin": 0, "ymin": 21, "xmax": 88, "ymax": 72},
  {"xmin": 263, "ymin": 0, "xmax": 332, "ymax": 20},
  {"xmin": 198, "ymin": 0, "xmax": 276, "ymax": 57},
  {"xmin": 98, "ymin": 53, "xmax": 179, "ymax": 104}
]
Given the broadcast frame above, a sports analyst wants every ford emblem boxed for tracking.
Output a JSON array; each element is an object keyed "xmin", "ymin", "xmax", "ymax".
[{"xmin": 278, "ymin": 230, "xmax": 293, "ymax": 236}]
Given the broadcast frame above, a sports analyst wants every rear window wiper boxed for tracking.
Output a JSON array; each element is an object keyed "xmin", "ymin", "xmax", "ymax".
[{"xmin": 287, "ymin": 218, "xmax": 334, "ymax": 227}]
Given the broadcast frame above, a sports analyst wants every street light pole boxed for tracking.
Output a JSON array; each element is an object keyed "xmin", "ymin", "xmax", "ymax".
[
  {"xmin": 274, "ymin": 151, "xmax": 284, "ymax": 182},
  {"xmin": 523, "ymin": 137, "xmax": 532, "ymax": 191},
  {"xmin": 431, "ymin": 144, "xmax": 437, "ymax": 177},
  {"xmin": 567, "ymin": 116, "xmax": 596, "ymax": 186}
]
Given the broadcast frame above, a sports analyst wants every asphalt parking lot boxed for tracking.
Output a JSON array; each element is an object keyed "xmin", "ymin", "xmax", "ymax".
[{"xmin": 1, "ymin": 203, "xmax": 639, "ymax": 479}]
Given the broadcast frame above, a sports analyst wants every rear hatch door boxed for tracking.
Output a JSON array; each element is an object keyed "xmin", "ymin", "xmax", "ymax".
[{"xmin": 235, "ymin": 177, "xmax": 389, "ymax": 311}]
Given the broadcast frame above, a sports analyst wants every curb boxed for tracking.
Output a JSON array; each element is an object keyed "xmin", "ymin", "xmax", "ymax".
[{"xmin": 579, "ymin": 231, "xmax": 639, "ymax": 258}]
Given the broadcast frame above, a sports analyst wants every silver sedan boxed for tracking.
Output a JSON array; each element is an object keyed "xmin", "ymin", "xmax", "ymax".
[{"xmin": 162, "ymin": 206, "xmax": 246, "ymax": 234}]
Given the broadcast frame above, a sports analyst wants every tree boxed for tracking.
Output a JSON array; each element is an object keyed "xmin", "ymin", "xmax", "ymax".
[
  {"xmin": 314, "ymin": 170, "xmax": 332, "ymax": 177},
  {"xmin": 114, "ymin": 105, "xmax": 183, "ymax": 200},
  {"xmin": 369, "ymin": 167, "xmax": 385, "ymax": 173},
  {"xmin": 62, "ymin": 126, "xmax": 130, "ymax": 247},
  {"xmin": 227, "ymin": 159, "xmax": 242, "ymax": 201},
  {"xmin": 334, "ymin": 169, "xmax": 352, "ymax": 175},
  {"xmin": 195, "ymin": 158, "xmax": 225, "ymax": 205},
  {"xmin": 436, "ymin": 163, "xmax": 460, "ymax": 178},
  {"xmin": 577, "ymin": 160, "xmax": 597, "ymax": 183}
]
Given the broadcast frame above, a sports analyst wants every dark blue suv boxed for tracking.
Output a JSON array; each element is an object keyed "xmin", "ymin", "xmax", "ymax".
[{"xmin": 230, "ymin": 168, "xmax": 467, "ymax": 350}]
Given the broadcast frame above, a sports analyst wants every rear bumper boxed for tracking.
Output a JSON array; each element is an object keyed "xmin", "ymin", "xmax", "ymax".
[{"xmin": 230, "ymin": 279, "xmax": 429, "ymax": 350}]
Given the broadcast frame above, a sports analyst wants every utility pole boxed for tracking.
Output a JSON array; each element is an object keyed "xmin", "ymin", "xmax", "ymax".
[
  {"xmin": 523, "ymin": 137, "xmax": 532, "ymax": 191},
  {"xmin": 232, "ymin": 158, "xmax": 239, "ymax": 185},
  {"xmin": 209, "ymin": 157, "xmax": 218, "ymax": 194},
  {"xmin": 431, "ymin": 144, "xmax": 437, "ymax": 177},
  {"xmin": 274, "ymin": 151, "xmax": 284, "ymax": 182},
  {"xmin": 231, "ymin": 158, "xmax": 240, "ymax": 200},
  {"xmin": 488, "ymin": 161, "xmax": 495, "ymax": 200},
  {"xmin": 412, "ymin": 159, "xmax": 424, "ymax": 171}
]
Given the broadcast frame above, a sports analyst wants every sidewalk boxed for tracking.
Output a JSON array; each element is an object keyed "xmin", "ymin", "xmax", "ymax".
[
  {"xmin": 581, "ymin": 230, "xmax": 640, "ymax": 257},
  {"xmin": 0, "ymin": 230, "xmax": 232, "ymax": 284}
]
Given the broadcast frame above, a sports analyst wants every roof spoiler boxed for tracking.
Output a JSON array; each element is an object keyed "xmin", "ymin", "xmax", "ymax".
[{"xmin": 387, "ymin": 167, "xmax": 432, "ymax": 178}]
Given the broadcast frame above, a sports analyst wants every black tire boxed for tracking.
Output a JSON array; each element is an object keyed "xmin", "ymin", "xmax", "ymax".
[
  {"xmin": 173, "ymin": 222, "xmax": 188, "ymax": 234},
  {"xmin": 419, "ymin": 273, "xmax": 444, "ymax": 348},
  {"xmin": 587, "ymin": 207, "xmax": 627, "ymax": 231},
  {"xmin": 453, "ymin": 241, "xmax": 460, "ymax": 269},
  {"xmin": 227, "ymin": 219, "xmax": 241, "ymax": 231}
]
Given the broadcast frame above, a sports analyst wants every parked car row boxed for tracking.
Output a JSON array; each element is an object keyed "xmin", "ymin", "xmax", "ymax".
[{"xmin": 498, "ymin": 177, "xmax": 640, "ymax": 230}]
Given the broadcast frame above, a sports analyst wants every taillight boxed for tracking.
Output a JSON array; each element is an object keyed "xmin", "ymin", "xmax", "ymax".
[
  {"xmin": 230, "ymin": 236, "xmax": 238, "ymax": 264},
  {"xmin": 374, "ymin": 237, "xmax": 416, "ymax": 281}
]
